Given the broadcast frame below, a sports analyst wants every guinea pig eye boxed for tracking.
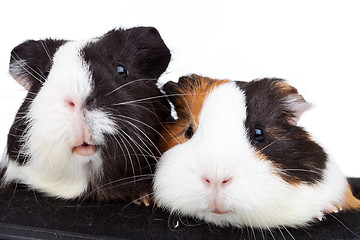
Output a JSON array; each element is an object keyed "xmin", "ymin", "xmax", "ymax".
[
  {"xmin": 117, "ymin": 62, "xmax": 128, "ymax": 78},
  {"xmin": 254, "ymin": 127, "xmax": 265, "ymax": 142},
  {"xmin": 184, "ymin": 124, "xmax": 194, "ymax": 139}
]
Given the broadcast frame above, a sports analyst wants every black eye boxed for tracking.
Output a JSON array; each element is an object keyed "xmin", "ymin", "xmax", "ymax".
[
  {"xmin": 184, "ymin": 124, "xmax": 194, "ymax": 139},
  {"xmin": 117, "ymin": 62, "xmax": 128, "ymax": 78},
  {"xmin": 254, "ymin": 127, "xmax": 265, "ymax": 142}
]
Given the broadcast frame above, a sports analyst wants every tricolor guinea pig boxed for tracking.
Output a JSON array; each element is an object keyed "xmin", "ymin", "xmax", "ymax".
[
  {"xmin": 0, "ymin": 26, "xmax": 171, "ymax": 203},
  {"xmin": 153, "ymin": 74, "xmax": 360, "ymax": 228}
]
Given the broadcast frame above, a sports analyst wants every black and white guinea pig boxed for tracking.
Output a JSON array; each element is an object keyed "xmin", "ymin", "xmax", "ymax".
[
  {"xmin": 153, "ymin": 74, "xmax": 360, "ymax": 228},
  {"xmin": 0, "ymin": 26, "xmax": 172, "ymax": 203}
]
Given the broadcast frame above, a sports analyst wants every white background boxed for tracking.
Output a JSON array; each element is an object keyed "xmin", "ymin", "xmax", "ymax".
[{"xmin": 0, "ymin": 0, "xmax": 359, "ymax": 176}]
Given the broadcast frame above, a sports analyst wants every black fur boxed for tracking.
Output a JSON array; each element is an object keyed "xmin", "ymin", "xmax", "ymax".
[
  {"xmin": 81, "ymin": 27, "xmax": 172, "ymax": 200},
  {"xmin": 4, "ymin": 27, "xmax": 172, "ymax": 202},
  {"xmin": 237, "ymin": 79, "xmax": 327, "ymax": 184}
]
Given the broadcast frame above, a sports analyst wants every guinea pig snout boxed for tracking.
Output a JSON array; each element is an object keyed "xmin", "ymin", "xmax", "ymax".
[
  {"xmin": 201, "ymin": 175, "xmax": 233, "ymax": 214},
  {"xmin": 65, "ymin": 97, "xmax": 98, "ymax": 156},
  {"xmin": 202, "ymin": 176, "xmax": 233, "ymax": 215}
]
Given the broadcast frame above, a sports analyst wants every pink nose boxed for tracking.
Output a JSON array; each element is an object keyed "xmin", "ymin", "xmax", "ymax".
[
  {"xmin": 66, "ymin": 99, "xmax": 76, "ymax": 108},
  {"xmin": 202, "ymin": 177, "xmax": 232, "ymax": 188},
  {"xmin": 65, "ymin": 97, "xmax": 95, "ymax": 109}
]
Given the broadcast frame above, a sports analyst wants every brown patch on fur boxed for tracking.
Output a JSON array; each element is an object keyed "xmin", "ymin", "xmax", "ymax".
[
  {"xmin": 340, "ymin": 183, "xmax": 360, "ymax": 210},
  {"xmin": 159, "ymin": 75, "xmax": 229, "ymax": 153}
]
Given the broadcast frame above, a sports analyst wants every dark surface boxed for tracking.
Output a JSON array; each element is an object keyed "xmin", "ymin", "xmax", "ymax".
[{"xmin": 0, "ymin": 178, "xmax": 359, "ymax": 240}]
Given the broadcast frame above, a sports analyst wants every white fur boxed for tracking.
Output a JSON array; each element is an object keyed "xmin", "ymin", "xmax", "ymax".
[
  {"xmin": 154, "ymin": 82, "xmax": 347, "ymax": 228},
  {"xmin": 2, "ymin": 40, "xmax": 116, "ymax": 198}
]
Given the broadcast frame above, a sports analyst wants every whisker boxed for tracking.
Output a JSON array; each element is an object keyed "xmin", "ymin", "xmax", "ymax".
[
  {"xmin": 328, "ymin": 213, "xmax": 360, "ymax": 238},
  {"xmin": 159, "ymin": 123, "xmax": 182, "ymax": 148},
  {"xmin": 266, "ymin": 226, "xmax": 276, "ymax": 240},
  {"xmin": 132, "ymin": 131, "xmax": 156, "ymax": 172},
  {"xmin": 126, "ymin": 191, "xmax": 154, "ymax": 208},
  {"xmin": 109, "ymin": 130, "xmax": 128, "ymax": 176},
  {"xmin": 112, "ymin": 128, "xmax": 136, "ymax": 179},
  {"xmin": 112, "ymin": 93, "xmax": 204, "ymax": 106},
  {"xmin": 116, "ymin": 116, "xmax": 161, "ymax": 158},
  {"xmin": 40, "ymin": 40, "xmax": 53, "ymax": 63},
  {"xmin": 114, "ymin": 127, "xmax": 146, "ymax": 176},
  {"xmin": 79, "ymin": 175, "xmax": 154, "ymax": 203},
  {"xmin": 102, "ymin": 175, "xmax": 154, "ymax": 188},
  {"xmin": 243, "ymin": 210, "xmax": 256, "ymax": 240},
  {"xmin": 281, "ymin": 168, "xmax": 323, "ymax": 175},
  {"xmin": 116, "ymin": 104, "xmax": 180, "ymax": 152},
  {"xmin": 8, "ymin": 182, "xmax": 20, "ymax": 203},
  {"xmin": 253, "ymin": 213, "xmax": 266, "ymax": 240},
  {"xmin": 11, "ymin": 52, "xmax": 46, "ymax": 84},
  {"xmin": 258, "ymin": 128, "xmax": 296, "ymax": 153},
  {"xmin": 282, "ymin": 225, "xmax": 296, "ymax": 240},
  {"xmin": 104, "ymin": 78, "xmax": 158, "ymax": 97},
  {"xmin": 276, "ymin": 226, "xmax": 286, "ymax": 240}
]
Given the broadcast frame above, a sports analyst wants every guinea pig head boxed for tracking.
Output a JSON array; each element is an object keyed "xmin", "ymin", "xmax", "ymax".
[
  {"xmin": 154, "ymin": 75, "xmax": 360, "ymax": 228},
  {"xmin": 3, "ymin": 27, "xmax": 171, "ymax": 201}
]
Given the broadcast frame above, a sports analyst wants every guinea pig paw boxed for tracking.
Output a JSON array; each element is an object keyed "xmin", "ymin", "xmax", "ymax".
[
  {"xmin": 131, "ymin": 193, "xmax": 151, "ymax": 207},
  {"xmin": 315, "ymin": 213, "xmax": 324, "ymax": 222},
  {"xmin": 324, "ymin": 204, "xmax": 342, "ymax": 214},
  {"xmin": 140, "ymin": 195, "xmax": 151, "ymax": 207},
  {"xmin": 316, "ymin": 204, "xmax": 342, "ymax": 222},
  {"xmin": 336, "ymin": 204, "xmax": 343, "ymax": 212}
]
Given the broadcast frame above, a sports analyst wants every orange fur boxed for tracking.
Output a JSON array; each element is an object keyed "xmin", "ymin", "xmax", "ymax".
[
  {"xmin": 271, "ymin": 80, "xmax": 299, "ymax": 95},
  {"xmin": 340, "ymin": 183, "xmax": 360, "ymax": 210},
  {"xmin": 158, "ymin": 75, "xmax": 229, "ymax": 153}
]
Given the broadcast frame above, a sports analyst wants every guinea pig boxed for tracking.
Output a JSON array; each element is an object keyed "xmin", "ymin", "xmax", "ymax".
[
  {"xmin": 0, "ymin": 26, "xmax": 172, "ymax": 203},
  {"xmin": 153, "ymin": 74, "xmax": 360, "ymax": 228}
]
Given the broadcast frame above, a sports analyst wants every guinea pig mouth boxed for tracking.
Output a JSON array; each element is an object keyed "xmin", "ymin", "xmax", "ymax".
[
  {"xmin": 72, "ymin": 142, "xmax": 97, "ymax": 156},
  {"xmin": 211, "ymin": 209, "xmax": 232, "ymax": 215}
]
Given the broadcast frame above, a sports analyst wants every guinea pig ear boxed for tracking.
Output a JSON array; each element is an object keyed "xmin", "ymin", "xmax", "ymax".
[
  {"xmin": 9, "ymin": 39, "xmax": 66, "ymax": 90},
  {"xmin": 163, "ymin": 75, "xmax": 203, "ymax": 110},
  {"xmin": 284, "ymin": 93, "xmax": 312, "ymax": 124},
  {"xmin": 124, "ymin": 27, "xmax": 171, "ymax": 79},
  {"xmin": 266, "ymin": 79, "xmax": 312, "ymax": 124},
  {"xmin": 163, "ymin": 81, "xmax": 181, "ymax": 106},
  {"xmin": 179, "ymin": 74, "xmax": 201, "ymax": 89},
  {"xmin": 164, "ymin": 74, "xmax": 200, "ymax": 97}
]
